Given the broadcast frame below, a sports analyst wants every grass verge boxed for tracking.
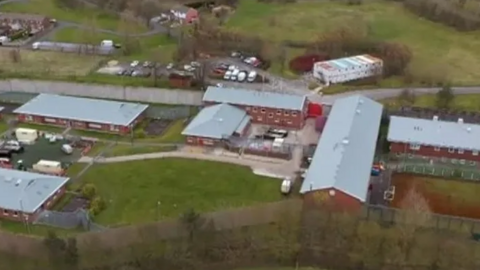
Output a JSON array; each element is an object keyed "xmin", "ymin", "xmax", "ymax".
[
  {"xmin": 381, "ymin": 94, "xmax": 480, "ymax": 111},
  {"xmin": 78, "ymin": 158, "xmax": 281, "ymax": 225}
]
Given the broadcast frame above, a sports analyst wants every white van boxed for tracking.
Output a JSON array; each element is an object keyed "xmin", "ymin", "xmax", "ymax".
[
  {"xmin": 224, "ymin": 70, "xmax": 232, "ymax": 80},
  {"xmin": 0, "ymin": 36, "xmax": 10, "ymax": 45},
  {"xmin": 230, "ymin": 69, "xmax": 240, "ymax": 81},
  {"xmin": 281, "ymin": 177, "xmax": 293, "ymax": 195},
  {"xmin": 32, "ymin": 160, "xmax": 63, "ymax": 175},
  {"xmin": 247, "ymin": 71, "xmax": 257, "ymax": 82},
  {"xmin": 237, "ymin": 71, "xmax": 247, "ymax": 82},
  {"xmin": 100, "ymin": 40, "xmax": 113, "ymax": 47}
]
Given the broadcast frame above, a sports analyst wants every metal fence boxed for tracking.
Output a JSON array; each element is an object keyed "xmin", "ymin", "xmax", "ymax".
[
  {"xmin": 34, "ymin": 209, "xmax": 107, "ymax": 232},
  {"xmin": 145, "ymin": 105, "xmax": 194, "ymax": 120},
  {"xmin": 386, "ymin": 106, "xmax": 480, "ymax": 124}
]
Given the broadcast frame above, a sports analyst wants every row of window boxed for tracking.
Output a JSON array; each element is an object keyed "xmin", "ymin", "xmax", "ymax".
[
  {"xmin": 403, "ymin": 153, "xmax": 477, "ymax": 166},
  {"xmin": 256, "ymin": 116, "xmax": 293, "ymax": 125},
  {"xmin": 409, "ymin": 144, "xmax": 479, "ymax": 156},
  {"xmin": 246, "ymin": 107, "xmax": 298, "ymax": 117}
]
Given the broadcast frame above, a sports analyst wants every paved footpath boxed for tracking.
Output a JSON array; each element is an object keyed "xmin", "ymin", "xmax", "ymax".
[{"xmin": 78, "ymin": 150, "xmax": 297, "ymax": 177}]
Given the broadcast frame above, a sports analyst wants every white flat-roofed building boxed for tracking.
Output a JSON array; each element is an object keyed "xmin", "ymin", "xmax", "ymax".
[{"xmin": 313, "ymin": 54, "xmax": 383, "ymax": 86}]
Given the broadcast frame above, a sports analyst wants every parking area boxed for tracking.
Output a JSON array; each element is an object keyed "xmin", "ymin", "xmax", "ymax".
[
  {"xmin": 61, "ymin": 196, "xmax": 89, "ymax": 212},
  {"xmin": 0, "ymin": 13, "xmax": 56, "ymax": 47},
  {"xmin": 96, "ymin": 59, "xmax": 200, "ymax": 79},
  {"xmin": 248, "ymin": 119, "xmax": 320, "ymax": 146}
]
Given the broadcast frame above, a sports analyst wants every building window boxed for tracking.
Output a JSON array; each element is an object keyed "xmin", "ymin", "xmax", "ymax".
[
  {"xmin": 287, "ymin": 121, "xmax": 293, "ymax": 125},
  {"xmin": 13, "ymin": 211, "xmax": 18, "ymax": 216},
  {"xmin": 252, "ymin": 107, "xmax": 258, "ymax": 112},
  {"xmin": 268, "ymin": 113, "xmax": 273, "ymax": 118},
  {"xmin": 203, "ymin": 139, "xmax": 214, "ymax": 145},
  {"xmin": 448, "ymin": 148, "xmax": 455, "ymax": 153},
  {"xmin": 276, "ymin": 110, "xmax": 281, "ymax": 115},
  {"xmin": 25, "ymin": 115, "xmax": 33, "ymax": 122},
  {"xmin": 284, "ymin": 111, "xmax": 290, "ymax": 116},
  {"xmin": 246, "ymin": 107, "xmax": 251, "ymax": 111},
  {"xmin": 88, "ymin": 123, "xmax": 102, "ymax": 129},
  {"xmin": 292, "ymin": 112, "xmax": 298, "ymax": 117},
  {"xmin": 409, "ymin": 144, "xmax": 420, "ymax": 151},
  {"xmin": 473, "ymin": 150, "xmax": 479, "ymax": 156},
  {"xmin": 3, "ymin": 209, "xmax": 8, "ymax": 215},
  {"xmin": 260, "ymin": 108, "xmax": 266, "ymax": 114},
  {"xmin": 110, "ymin": 125, "xmax": 119, "ymax": 132},
  {"xmin": 460, "ymin": 159, "xmax": 466, "ymax": 165},
  {"xmin": 458, "ymin": 149, "xmax": 464, "ymax": 154},
  {"xmin": 434, "ymin": 146, "xmax": 440, "ymax": 151},
  {"xmin": 44, "ymin": 118, "xmax": 56, "ymax": 123},
  {"xmin": 257, "ymin": 117, "xmax": 263, "ymax": 121},
  {"xmin": 274, "ymin": 119, "xmax": 280, "ymax": 123}
]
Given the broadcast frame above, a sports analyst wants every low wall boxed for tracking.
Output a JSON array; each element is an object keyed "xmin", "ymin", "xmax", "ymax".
[{"xmin": 0, "ymin": 79, "xmax": 203, "ymax": 105}]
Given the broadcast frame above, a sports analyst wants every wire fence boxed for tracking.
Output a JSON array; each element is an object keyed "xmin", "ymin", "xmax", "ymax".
[
  {"xmin": 395, "ymin": 163, "xmax": 480, "ymax": 181},
  {"xmin": 34, "ymin": 209, "xmax": 107, "ymax": 232}
]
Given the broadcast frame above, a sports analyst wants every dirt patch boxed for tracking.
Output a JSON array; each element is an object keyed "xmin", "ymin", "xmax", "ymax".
[
  {"xmin": 143, "ymin": 119, "xmax": 173, "ymax": 136},
  {"xmin": 391, "ymin": 173, "xmax": 480, "ymax": 219},
  {"xmin": 62, "ymin": 196, "xmax": 89, "ymax": 212}
]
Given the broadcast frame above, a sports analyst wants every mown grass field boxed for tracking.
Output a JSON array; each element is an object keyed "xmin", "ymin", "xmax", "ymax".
[
  {"xmin": 77, "ymin": 158, "xmax": 281, "ymax": 225},
  {"xmin": 225, "ymin": 0, "xmax": 480, "ymax": 85},
  {"xmin": 381, "ymin": 94, "xmax": 480, "ymax": 111},
  {"xmin": 1, "ymin": 0, "xmax": 147, "ymax": 31},
  {"xmin": 0, "ymin": 48, "xmax": 102, "ymax": 76}
]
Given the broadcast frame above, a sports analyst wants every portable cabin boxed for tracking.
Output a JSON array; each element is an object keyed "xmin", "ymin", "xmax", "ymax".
[
  {"xmin": 32, "ymin": 160, "xmax": 64, "ymax": 175},
  {"xmin": 15, "ymin": 128, "xmax": 38, "ymax": 144}
]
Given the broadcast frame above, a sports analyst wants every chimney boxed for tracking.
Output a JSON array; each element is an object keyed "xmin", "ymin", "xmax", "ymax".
[
  {"xmin": 458, "ymin": 118, "xmax": 464, "ymax": 124},
  {"xmin": 433, "ymin": 115, "xmax": 438, "ymax": 121}
]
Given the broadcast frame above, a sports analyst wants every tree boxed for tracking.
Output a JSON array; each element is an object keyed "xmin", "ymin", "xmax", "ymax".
[
  {"xmin": 81, "ymin": 183, "xmax": 97, "ymax": 199},
  {"xmin": 435, "ymin": 84, "xmax": 454, "ymax": 109}
]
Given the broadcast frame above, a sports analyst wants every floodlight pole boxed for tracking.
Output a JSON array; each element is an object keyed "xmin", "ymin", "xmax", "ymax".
[{"xmin": 19, "ymin": 199, "xmax": 30, "ymax": 234}]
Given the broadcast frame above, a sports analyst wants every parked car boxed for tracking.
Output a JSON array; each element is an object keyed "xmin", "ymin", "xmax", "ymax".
[
  {"xmin": 184, "ymin": 65, "xmax": 195, "ymax": 72},
  {"xmin": 230, "ymin": 69, "xmax": 240, "ymax": 81},
  {"xmin": 216, "ymin": 83, "xmax": 224, "ymax": 87},
  {"xmin": 224, "ymin": 70, "xmax": 232, "ymax": 80},
  {"xmin": 116, "ymin": 69, "xmax": 126, "ymax": 76},
  {"xmin": 244, "ymin": 57, "xmax": 262, "ymax": 67},
  {"xmin": 130, "ymin": 60, "xmax": 140, "ymax": 67},
  {"xmin": 237, "ymin": 71, "xmax": 247, "ymax": 82},
  {"xmin": 191, "ymin": 61, "xmax": 201, "ymax": 67},
  {"xmin": 125, "ymin": 69, "xmax": 134, "ymax": 76},
  {"xmin": 143, "ymin": 61, "xmax": 153, "ymax": 68},
  {"xmin": 254, "ymin": 134, "xmax": 276, "ymax": 141},
  {"xmin": 231, "ymin": 51, "xmax": 242, "ymax": 58},
  {"xmin": 247, "ymin": 71, "xmax": 257, "ymax": 82},
  {"xmin": 267, "ymin": 128, "xmax": 289, "ymax": 138},
  {"xmin": 166, "ymin": 63, "xmax": 174, "ymax": 69},
  {"xmin": 228, "ymin": 65, "xmax": 236, "ymax": 71},
  {"xmin": 217, "ymin": 63, "xmax": 229, "ymax": 70},
  {"xmin": 2, "ymin": 140, "xmax": 23, "ymax": 153},
  {"xmin": 281, "ymin": 177, "xmax": 293, "ymax": 195}
]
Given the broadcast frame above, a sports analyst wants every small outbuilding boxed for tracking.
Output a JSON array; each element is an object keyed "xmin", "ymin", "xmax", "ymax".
[
  {"xmin": 182, "ymin": 103, "xmax": 251, "ymax": 146},
  {"xmin": 15, "ymin": 127, "xmax": 38, "ymax": 144}
]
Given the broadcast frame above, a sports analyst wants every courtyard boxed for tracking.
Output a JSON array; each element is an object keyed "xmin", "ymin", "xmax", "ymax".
[
  {"xmin": 390, "ymin": 173, "xmax": 480, "ymax": 220},
  {"xmin": 71, "ymin": 158, "xmax": 283, "ymax": 226}
]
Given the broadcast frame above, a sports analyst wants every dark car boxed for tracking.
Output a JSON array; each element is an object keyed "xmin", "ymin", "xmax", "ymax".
[
  {"xmin": 254, "ymin": 134, "xmax": 276, "ymax": 141},
  {"xmin": 0, "ymin": 149, "xmax": 13, "ymax": 159}
]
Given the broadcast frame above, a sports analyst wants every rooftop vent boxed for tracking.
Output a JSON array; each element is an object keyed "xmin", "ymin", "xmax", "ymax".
[
  {"xmin": 458, "ymin": 118, "xmax": 464, "ymax": 124},
  {"xmin": 467, "ymin": 127, "xmax": 472, "ymax": 133},
  {"xmin": 358, "ymin": 99, "xmax": 364, "ymax": 104},
  {"xmin": 217, "ymin": 118, "xmax": 223, "ymax": 122},
  {"xmin": 413, "ymin": 126, "xmax": 422, "ymax": 131},
  {"xmin": 356, "ymin": 109, "xmax": 361, "ymax": 114},
  {"xmin": 15, "ymin": 179, "xmax": 21, "ymax": 187},
  {"xmin": 433, "ymin": 115, "xmax": 438, "ymax": 121},
  {"xmin": 342, "ymin": 139, "xmax": 349, "ymax": 145}
]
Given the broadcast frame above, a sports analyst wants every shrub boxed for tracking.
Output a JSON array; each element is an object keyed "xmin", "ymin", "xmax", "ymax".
[
  {"xmin": 81, "ymin": 184, "xmax": 97, "ymax": 200},
  {"xmin": 89, "ymin": 196, "xmax": 106, "ymax": 216},
  {"xmin": 289, "ymin": 54, "xmax": 329, "ymax": 73},
  {"xmin": 135, "ymin": 130, "xmax": 146, "ymax": 139}
]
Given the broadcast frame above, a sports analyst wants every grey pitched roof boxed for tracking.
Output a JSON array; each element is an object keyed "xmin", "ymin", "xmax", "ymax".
[
  {"xmin": 14, "ymin": 94, "xmax": 149, "ymax": 126},
  {"xmin": 0, "ymin": 169, "xmax": 69, "ymax": 213},
  {"xmin": 203, "ymin": 87, "xmax": 306, "ymax": 111},
  {"xmin": 182, "ymin": 103, "xmax": 250, "ymax": 139},
  {"xmin": 388, "ymin": 116, "xmax": 480, "ymax": 151},
  {"xmin": 300, "ymin": 95, "xmax": 383, "ymax": 202}
]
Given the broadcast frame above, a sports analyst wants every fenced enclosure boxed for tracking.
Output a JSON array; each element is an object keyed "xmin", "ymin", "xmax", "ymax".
[
  {"xmin": 145, "ymin": 105, "xmax": 195, "ymax": 120},
  {"xmin": 34, "ymin": 209, "xmax": 106, "ymax": 232},
  {"xmin": 395, "ymin": 163, "xmax": 480, "ymax": 180},
  {"xmin": 224, "ymin": 137, "xmax": 294, "ymax": 160}
]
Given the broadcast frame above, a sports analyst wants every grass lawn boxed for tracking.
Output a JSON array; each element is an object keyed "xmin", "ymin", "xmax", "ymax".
[
  {"xmin": 1, "ymin": 0, "xmax": 147, "ymax": 31},
  {"xmin": 381, "ymin": 94, "xmax": 480, "ymax": 111},
  {"xmin": 0, "ymin": 48, "xmax": 102, "ymax": 77},
  {"xmin": 17, "ymin": 122, "xmax": 66, "ymax": 133},
  {"xmin": 0, "ymin": 120, "xmax": 9, "ymax": 134},
  {"xmin": 52, "ymin": 27, "xmax": 178, "ymax": 62},
  {"xmin": 77, "ymin": 158, "xmax": 282, "ymax": 225},
  {"xmin": 225, "ymin": 0, "xmax": 480, "ymax": 85}
]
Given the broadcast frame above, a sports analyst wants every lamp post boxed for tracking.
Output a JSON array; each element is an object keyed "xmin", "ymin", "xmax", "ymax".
[{"xmin": 156, "ymin": 201, "xmax": 161, "ymax": 221}]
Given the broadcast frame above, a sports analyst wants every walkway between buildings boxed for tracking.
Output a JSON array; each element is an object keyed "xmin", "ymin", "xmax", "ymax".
[{"xmin": 78, "ymin": 149, "xmax": 299, "ymax": 178}]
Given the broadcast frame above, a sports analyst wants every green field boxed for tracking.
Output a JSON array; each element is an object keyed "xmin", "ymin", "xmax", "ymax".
[
  {"xmin": 382, "ymin": 94, "xmax": 480, "ymax": 111},
  {"xmin": 77, "ymin": 158, "xmax": 281, "ymax": 225},
  {"xmin": 225, "ymin": 0, "xmax": 480, "ymax": 85},
  {"xmin": 1, "ymin": 0, "xmax": 147, "ymax": 31}
]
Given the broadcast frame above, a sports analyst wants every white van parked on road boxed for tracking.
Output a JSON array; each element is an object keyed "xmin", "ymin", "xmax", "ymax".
[
  {"xmin": 247, "ymin": 71, "xmax": 257, "ymax": 82},
  {"xmin": 237, "ymin": 71, "xmax": 247, "ymax": 82}
]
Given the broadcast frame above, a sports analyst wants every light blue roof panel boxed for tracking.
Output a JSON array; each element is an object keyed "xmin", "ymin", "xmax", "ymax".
[
  {"xmin": 300, "ymin": 95, "xmax": 383, "ymax": 202},
  {"xmin": 236, "ymin": 115, "xmax": 251, "ymax": 134},
  {"xmin": 388, "ymin": 116, "xmax": 480, "ymax": 150},
  {"xmin": 0, "ymin": 169, "xmax": 69, "ymax": 213},
  {"xmin": 203, "ymin": 87, "xmax": 306, "ymax": 111},
  {"xmin": 13, "ymin": 94, "xmax": 149, "ymax": 126},
  {"xmin": 182, "ymin": 103, "xmax": 250, "ymax": 139}
]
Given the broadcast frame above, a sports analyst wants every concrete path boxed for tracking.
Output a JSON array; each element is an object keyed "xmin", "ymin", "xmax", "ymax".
[{"xmin": 78, "ymin": 150, "xmax": 297, "ymax": 177}]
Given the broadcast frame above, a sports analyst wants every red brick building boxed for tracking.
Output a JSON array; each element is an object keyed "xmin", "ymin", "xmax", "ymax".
[
  {"xmin": 0, "ymin": 168, "xmax": 69, "ymax": 223},
  {"xmin": 203, "ymin": 86, "xmax": 308, "ymax": 129},
  {"xmin": 300, "ymin": 95, "xmax": 383, "ymax": 211},
  {"xmin": 182, "ymin": 103, "xmax": 251, "ymax": 146},
  {"xmin": 170, "ymin": 5, "xmax": 199, "ymax": 24},
  {"xmin": 14, "ymin": 94, "xmax": 149, "ymax": 135},
  {"xmin": 388, "ymin": 116, "xmax": 480, "ymax": 163},
  {"xmin": 0, "ymin": 13, "xmax": 53, "ymax": 33}
]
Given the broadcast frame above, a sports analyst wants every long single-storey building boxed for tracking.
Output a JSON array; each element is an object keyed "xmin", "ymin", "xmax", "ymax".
[
  {"xmin": 14, "ymin": 94, "xmax": 149, "ymax": 134},
  {"xmin": 0, "ymin": 168, "xmax": 69, "ymax": 222},
  {"xmin": 301, "ymin": 95, "xmax": 383, "ymax": 211},
  {"xmin": 182, "ymin": 103, "xmax": 251, "ymax": 146},
  {"xmin": 203, "ymin": 87, "xmax": 307, "ymax": 129},
  {"xmin": 388, "ymin": 116, "xmax": 480, "ymax": 163}
]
